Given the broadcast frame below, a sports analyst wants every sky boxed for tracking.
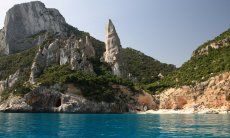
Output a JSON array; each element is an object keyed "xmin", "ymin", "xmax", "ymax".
[{"xmin": 0, "ymin": 0, "xmax": 230, "ymax": 67}]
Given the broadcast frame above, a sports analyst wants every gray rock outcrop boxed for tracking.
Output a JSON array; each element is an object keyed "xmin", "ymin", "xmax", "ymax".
[
  {"xmin": 0, "ymin": 1, "xmax": 67, "ymax": 55},
  {"xmin": 0, "ymin": 83, "xmax": 140, "ymax": 113},
  {"xmin": 84, "ymin": 36, "xmax": 95, "ymax": 58},
  {"xmin": 0, "ymin": 70, "xmax": 20, "ymax": 94},
  {"xmin": 29, "ymin": 35, "xmax": 95, "ymax": 84},
  {"xmin": 104, "ymin": 19, "xmax": 124, "ymax": 77},
  {"xmin": 0, "ymin": 94, "xmax": 32, "ymax": 112},
  {"xmin": 29, "ymin": 46, "xmax": 46, "ymax": 84}
]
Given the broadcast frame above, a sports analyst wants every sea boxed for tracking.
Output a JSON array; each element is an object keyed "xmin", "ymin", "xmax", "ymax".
[{"xmin": 0, "ymin": 113, "xmax": 230, "ymax": 138}]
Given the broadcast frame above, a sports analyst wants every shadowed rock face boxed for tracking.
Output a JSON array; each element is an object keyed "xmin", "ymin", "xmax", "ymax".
[
  {"xmin": 104, "ymin": 19, "xmax": 124, "ymax": 77},
  {"xmin": 0, "ymin": 1, "xmax": 67, "ymax": 55}
]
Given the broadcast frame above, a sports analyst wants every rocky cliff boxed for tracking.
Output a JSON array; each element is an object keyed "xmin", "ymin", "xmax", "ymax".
[
  {"xmin": 143, "ymin": 28, "xmax": 230, "ymax": 114},
  {"xmin": 1, "ymin": 1, "xmax": 171, "ymax": 113},
  {"xmin": 153, "ymin": 72, "xmax": 230, "ymax": 113},
  {"xmin": 29, "ymin": 35, "xmax": 95, "ymax": 84},
  {"xmin": 1, "ymin": 1, "xmax": 216, "ymax": 114},
  {"xmin": 0, "ymin": 83, "xmax": 143, "ymax": 113},
  {"xmin": 0, "ymin": 1, "xmax": 67, "ymax": 55}
]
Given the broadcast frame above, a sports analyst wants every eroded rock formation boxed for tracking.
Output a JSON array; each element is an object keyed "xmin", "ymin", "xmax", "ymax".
[
  {"xmin": 0, "ymin": 70, "xmax": 20, "ymax": 95},
  {"xmin": 0, "ymin": 83, "xmax": 141, "ymax": 113},
  {"xmin": 151, "ymin": 72, "xmax": 230, "ymax": 112},
  {"xmin": 29, "ymin": 35, "xmax": 95, "ymax": 84},
  {"xmin": 104, "ymin": 19, "xmax": 124, "ymax": 77}
]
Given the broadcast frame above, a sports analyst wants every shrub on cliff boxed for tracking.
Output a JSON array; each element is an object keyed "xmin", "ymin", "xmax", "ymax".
[{"xmin": 122, "ymin": 48, "xmax": 176, "ymax": 84}]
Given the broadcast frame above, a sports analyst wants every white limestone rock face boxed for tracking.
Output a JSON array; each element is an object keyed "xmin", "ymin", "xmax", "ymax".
[
  {"xmin": 104, "ymin": 19, "xmax": 123, "ymax": 77},
  {"xmin": 0, "ymin": 1, "xmax": 67, "ymax": 55},
  {"xmin": 29, "ymin": 36, "xmax": 95, "ymax": 84},
  {"xmin": 60, "ymin": 48, "xmax": 69, "ymax": 65},
  {"xmin": 46, "ymin": 40, "xmax": 60, "ymax": 66},
  {"xmin": 0, "ymin": 84, "xmax": 139, "ymax": 113},
  {"xmin": 8, "ymin": 70, "xmax": 20, "ymax": 88},
  {"xmin": 84, "ymin": 36, "xmax": 95, "ymax": 58},
  {"xmin": 0, "ymin": 70, "xmax": 20, "ymax": 94},
  {"xmin": 29, "ymin": 47, "xmax": 46, "ymax": 84},
  {"xmin": 0, "ymin": 94, "xmax": 32, "ymax": 112}
]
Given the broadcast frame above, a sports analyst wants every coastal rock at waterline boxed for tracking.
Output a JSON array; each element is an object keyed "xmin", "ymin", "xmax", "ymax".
[
  {"xmin": 0, "ymin": 84, "xmax": 138, "ymax": 113},
  {"xmin": 0, "ymin": 95, "xmax": 32, "ymax": 112},
  {"xmin": 155, "ymin": 72, "xmax": 230, "ymax": 111}
]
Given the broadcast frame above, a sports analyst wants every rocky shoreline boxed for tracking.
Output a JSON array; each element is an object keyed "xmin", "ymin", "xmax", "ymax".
[{"xmin": 138, "ymin": 108, "xmax": 229, "ymax": 114}]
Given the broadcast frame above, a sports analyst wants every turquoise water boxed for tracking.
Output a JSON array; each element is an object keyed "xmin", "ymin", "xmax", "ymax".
[{"xmin": 0, "ymin": 113, "xmax": 230, "ymax": 137}]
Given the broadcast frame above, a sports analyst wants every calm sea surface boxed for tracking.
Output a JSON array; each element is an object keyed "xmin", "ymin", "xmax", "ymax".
[{"xmin": 0, "ymin": 113, "xmax": 230, "ymax": 137}]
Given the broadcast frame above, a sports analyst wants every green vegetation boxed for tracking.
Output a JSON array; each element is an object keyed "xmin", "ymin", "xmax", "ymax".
[
  {"xmin": 0, "ymin": 29, "xmax": 177, "ymax": 101},
  {"xmin": 0, "ymin": 46, "xmax": 37, "ymax": 80},
  {"xmin": 65, "ymin": 24, "xmax": 90, "ymax": 39},
  {"xmin": 27, "ymin": 30, "xmax": 47, "ymax": 40},
  {"xmin": 38, "ymin": 65, "xmax": 134, "ymax": 102},
  {"xmin": 0, "ymin": 46, "xmax": 38, "ymax": 99},
  {"xmin": 194, "ymin": 29, "xmax": 230, "ymax": 55},
  {"xmin": 146, "ymin": 29, "xmax": 230, "ymax": 94},
  {"xmin": 122, "ymin": 48, "xmax": 176, "ymax": 84}
]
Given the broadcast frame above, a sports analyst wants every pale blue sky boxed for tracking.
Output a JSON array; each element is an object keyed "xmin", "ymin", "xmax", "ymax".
[{"xmin": 0, "ymin": 0, "xmax": 230, "ymax": 66}]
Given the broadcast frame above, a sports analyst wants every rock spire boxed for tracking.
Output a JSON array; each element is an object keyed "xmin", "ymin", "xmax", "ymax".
[{"xmin": 104, "ymin": 19, "xmax": 124, "ymax": 77}]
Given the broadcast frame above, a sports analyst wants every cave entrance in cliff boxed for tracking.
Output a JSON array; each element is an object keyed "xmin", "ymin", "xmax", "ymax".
[{"xmin": 55, "ymin": 98, "xmax": 61, "ymax": 107}]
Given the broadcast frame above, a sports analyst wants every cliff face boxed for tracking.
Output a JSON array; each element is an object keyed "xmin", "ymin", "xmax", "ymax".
[
  {"xmin": 148, "ymin": 72, "xmax": 230, "ymax": 113},
  {"xmin": 0, "ymin": 1, "xmax": 145, "ymax": 113},
  {"xmin": 0, "ymin": 70, "xmax": 20, "ymax": 95},
  {"xmin": 142, "ymin": 29, "xmax": 230, "ymax": 113},
  {"xmin": 29, "ymin": 35, "xmax": 95, "ymax": 84},
  {"xmin": 2, "ymin": 1, "xmax": 224, "ymax": 114},
  {"xmin": 0, "ymin": 83, "xmax": 143, "ymax": 113},
  {"xmin": 0, "ymin": 1, "xmax": 67, "ymax": 55}
]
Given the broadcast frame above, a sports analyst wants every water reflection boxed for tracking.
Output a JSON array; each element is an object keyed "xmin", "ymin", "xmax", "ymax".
[
  {"xmin": 0, "ymin": 113, "xmax": 230, "ymax": 137},
  {"xmin": 158, "ymin": 114, "xmax": 230, "ymax": 137}
]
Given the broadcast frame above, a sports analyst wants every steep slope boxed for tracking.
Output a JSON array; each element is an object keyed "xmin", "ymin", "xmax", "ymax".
[
  {"xmin": 122, "ymin": 48, "xmax": 176, "ymax": 84},
  {"xmin": 153, "ymin": 72, "xmax": 230, "ymax": 112},
  {"xmin": 147, "ymin": 28, "xmax": 230, "ymax": 93},
  {"xmin": 0, "ymin": 1, "xmax": 175, "ymax": 113},
  {"xmin": 142, "ymin": 28, "xmax": 230, "ymax": 113}
]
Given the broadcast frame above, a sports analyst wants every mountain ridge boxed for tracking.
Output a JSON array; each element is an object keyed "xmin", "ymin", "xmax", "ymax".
[
  {"xmin": 0, "ymin": 1, "xmax": 229, "ymax": 114},
  {"xmin": 0, "ymin": 1, "xmax": 175, "ymax": 113}
]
